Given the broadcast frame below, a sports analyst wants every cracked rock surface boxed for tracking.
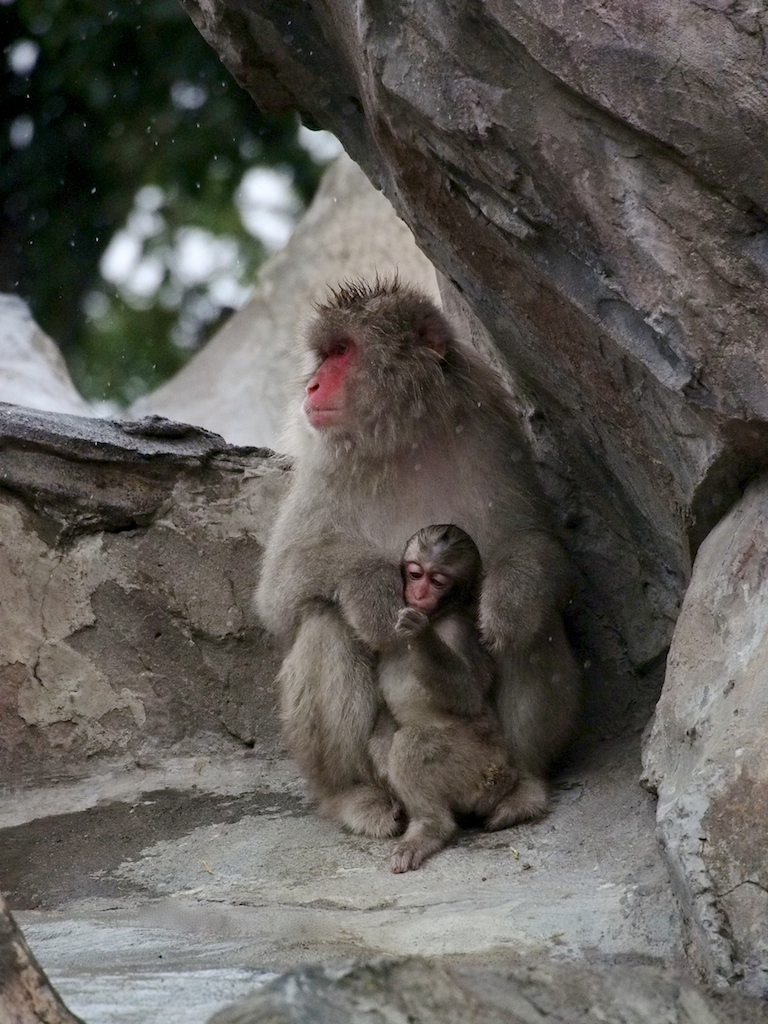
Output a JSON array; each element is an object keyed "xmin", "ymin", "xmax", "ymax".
[
  {"xmin": 0, "ymin": 404, "xmax": 684, "ymax": 1022},
  {"xmin": 643, "ymin": 474, "xmax": 768, "ymax": 995},
  {"xmin": 0, "ymin": 403, "xmax": 286, "ymax": 779},
  {"xmin": 209, "ymin": 957, "xmax": 768, "ymax": 1024},
  {"xmin": 0, "ymin": 396, "xmax": 765, "ymax": 1020}
]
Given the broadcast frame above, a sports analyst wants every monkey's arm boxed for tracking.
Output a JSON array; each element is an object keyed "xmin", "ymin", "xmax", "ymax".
[
  {"xmin": 256, "ymin": 535, "xmax": 335, "ymax": 636},
  {"xmin": 257, "ymin": 522, "xmax": 402, "ymax": 647},
  {"xmin": 406, "ymin": 617, "xmax": 492, "ymax": 718},
  {"xmin": 255, "ymin": 489, "xmax": 359, "ymax": 636},
  {"xmin": 479, "ymin": 530, "xmax": 570, "ymax": 653},
  {"xmin": 335, "ymin": 554, "xmax": 404, "ymax": 650}
]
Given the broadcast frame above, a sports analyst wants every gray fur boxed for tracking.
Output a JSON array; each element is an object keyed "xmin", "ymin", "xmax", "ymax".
[
  {"xmin": 255, "ymin": 280, "xmax": 581, "ymax": 839},
  {"xmin": 372, "ymin": 526, "xmax": 546, "ymax": 872}
]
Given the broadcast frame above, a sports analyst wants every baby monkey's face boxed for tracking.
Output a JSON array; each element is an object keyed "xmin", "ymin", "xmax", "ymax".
[{"xmin": 403, "ymin": 557, "xmax": 453, "ymax": 617}]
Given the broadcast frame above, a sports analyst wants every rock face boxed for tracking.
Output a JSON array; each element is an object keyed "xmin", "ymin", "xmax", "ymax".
[
  {"xmin": 0, "ymin": 295, "xmax": 92, "ymax": 417},
  {"xmin": 182, "ymin": 0, "xmax": 768, "ymax": 684},
  {"xmin": 642, "ymin": 475, "xmax": 768, "ymax": 994},
  {"xmin": 0, "ymin": 404, "xmax": 286, "ymax": 781},
  {"xmin": 209, "ymin": 956, "xmax": 768, "ymax": 1024},
  {"xmin": 0, "ymin": 892, "xmax": 85, "ymax": 1024},
  {"xmin": 131, "ymin": 154, "xmax": 438, "ymax": 448},
  {"xmin": 180, "ymin": 0, "xmax": 768, "ymax": 992}
]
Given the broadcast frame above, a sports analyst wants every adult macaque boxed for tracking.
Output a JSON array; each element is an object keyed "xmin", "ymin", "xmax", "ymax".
[
  {"xmin": 371, "ymin": 525, "xmax": 545, "ymax": 873},
  {"xmin": 256, "ymin": 278, "xmax": 580, "ymax": 838}
]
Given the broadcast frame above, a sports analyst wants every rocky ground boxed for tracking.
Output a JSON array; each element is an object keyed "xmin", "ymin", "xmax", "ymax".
[{"xmin": 0, "ymin": 727, "xmax": 684, "ymax": 1024}]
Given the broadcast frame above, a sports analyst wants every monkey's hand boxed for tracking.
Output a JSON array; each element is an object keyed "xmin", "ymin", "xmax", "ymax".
[
  {"xmin": 395, "ymin": 607, "xmax": 430, "ymax": 638},
  {"xmin": 336, "ymin": 555, "xmax": 404, "ymax": 650},
  {"xmin": 480, "ymin": 532, "xmax": 569, "ymax": 652}
]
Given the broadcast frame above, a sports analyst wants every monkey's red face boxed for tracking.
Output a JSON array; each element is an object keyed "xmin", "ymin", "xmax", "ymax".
[
  {"xmin": 303, "ymin": 337, "xmax": 357, "ymax": 429},
  {"xmin": 404, "ymin": 561, "xmax": 452, "ymax": 616}
]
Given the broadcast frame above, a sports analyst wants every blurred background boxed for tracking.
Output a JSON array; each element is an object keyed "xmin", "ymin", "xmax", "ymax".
[{"xmin": 1, "ymin": 0, "xmax": 341, "ymax": 408}]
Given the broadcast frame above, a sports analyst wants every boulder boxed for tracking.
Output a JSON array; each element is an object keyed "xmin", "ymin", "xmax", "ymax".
[
  {"xmin": 209, "ymin": 956, "xmax": 768, "ymax": 1024},
  {"xmin": 0, "ymin": 403, "xmax": 286, "ymax": 781},
  {"xmin": 0, "ymin": 892, "xmax": 84, "ymax": 1024},
  {"xmin": 642, "ymin": 474, "xmax": 768, "ymax": 994},
  {"xmin": 0, "ymin": 295, "xmax": 91, "ymax": 417},
  {"xmin": 182, "ymin": 0, "xmax": 768, "ymax": 684}
]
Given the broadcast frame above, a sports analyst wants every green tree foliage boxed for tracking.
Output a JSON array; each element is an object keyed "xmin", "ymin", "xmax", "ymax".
[{"xmin": 1, "ymin": 0, "xmax": 326, "ymax": 404}]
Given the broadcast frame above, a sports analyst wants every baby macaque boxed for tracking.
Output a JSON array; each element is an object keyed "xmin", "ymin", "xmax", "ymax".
[{"xmin": 370, "ymin": 525, "xmax": 547, "ymax": 873}]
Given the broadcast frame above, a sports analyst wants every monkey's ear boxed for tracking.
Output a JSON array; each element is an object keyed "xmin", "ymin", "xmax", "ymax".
[{"xmin": 415, "ymin": 313, "xmax": 449, "ymax": 357}]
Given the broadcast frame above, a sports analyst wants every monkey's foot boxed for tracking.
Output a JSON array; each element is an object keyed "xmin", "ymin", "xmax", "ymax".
[
  {"xmin": 390, "ymin": 835, "xmax": 442, "ymax": 873},
  {"xmin": 485, "ymin": 775, "xmax": 549, "ymax": 830},
  {"xmin": 324, "ymin": 785, "xmax": 403, "ymax": 838},
  {"xmin": 390, "ymin": 817, "xmax": 456, "ymax": 872}
]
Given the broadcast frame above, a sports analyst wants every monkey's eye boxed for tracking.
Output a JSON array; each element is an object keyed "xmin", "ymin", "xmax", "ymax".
[
  {"xmin": 405, "ymin": 563, "xmax": 423, "ymax": 581},
  {"xmin": 327, "ymin": 337, "xmax": 353, "ymax": 359},
  {"xmin": 430, "ymin": 573, "xmax": 450, "ymax": 590}
]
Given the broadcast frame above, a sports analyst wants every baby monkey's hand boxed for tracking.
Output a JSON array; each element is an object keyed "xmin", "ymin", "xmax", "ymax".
[{"xmin": 395, "ymin": 607, "xmax": 430, "ymax": 638}]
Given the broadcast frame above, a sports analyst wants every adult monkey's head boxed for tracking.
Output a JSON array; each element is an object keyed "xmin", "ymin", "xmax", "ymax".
[{"xmin": 302, "ymin": 277, "xmax": 460, "ymax": 453}]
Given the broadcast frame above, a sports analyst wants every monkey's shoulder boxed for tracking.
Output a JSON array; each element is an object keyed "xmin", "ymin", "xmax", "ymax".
[{"xmin": 431, "ymin": 612, "xmax": 473, "ymax": 647}]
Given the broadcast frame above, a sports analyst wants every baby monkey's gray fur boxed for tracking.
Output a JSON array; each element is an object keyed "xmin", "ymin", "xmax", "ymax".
[{"xmin": 372, "ymin": 525, "xmax": 546, "ymax": 873}]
